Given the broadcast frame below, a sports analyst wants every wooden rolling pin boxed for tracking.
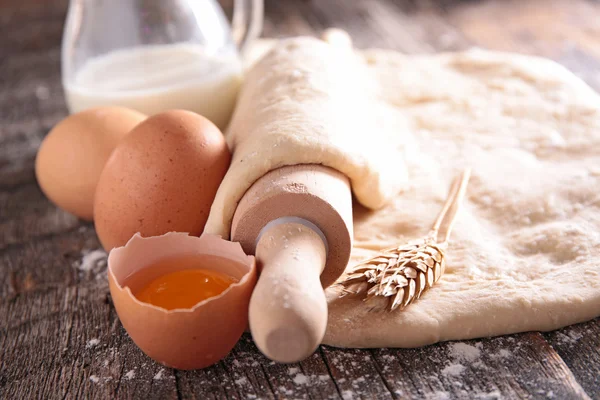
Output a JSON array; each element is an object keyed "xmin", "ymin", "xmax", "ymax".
[{"xmin": 231, "ymin": 164, "xmax": 353, "ymax": 363}]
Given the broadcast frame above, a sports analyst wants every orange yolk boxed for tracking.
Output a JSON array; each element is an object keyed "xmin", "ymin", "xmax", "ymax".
[{"xmin": 134, "ymin": 269, "xmax": 237, "ymax": 310}]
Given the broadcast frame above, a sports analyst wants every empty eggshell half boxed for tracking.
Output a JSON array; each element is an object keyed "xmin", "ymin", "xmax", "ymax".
[{"xmin": 108, "ymin": 232, "xmax": 256, "ymax": 370}]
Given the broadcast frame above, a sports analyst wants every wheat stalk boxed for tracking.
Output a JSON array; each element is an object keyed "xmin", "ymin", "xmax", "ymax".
[{"xmin": 338, "ymin": 168, "xmax": 471, "ymax": 312}]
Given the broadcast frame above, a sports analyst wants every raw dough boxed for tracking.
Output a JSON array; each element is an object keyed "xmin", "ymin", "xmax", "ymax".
[
  {"xmin": 209, "ymin": 36, "xmax": 600, "ymax": 347},
  {"xmin": 325, "ymin": 48, "xmax": 600, "ymax": 347},
  {"xmin": 205, "ymin": 37, "xmax": 408, "ymax": 238}
]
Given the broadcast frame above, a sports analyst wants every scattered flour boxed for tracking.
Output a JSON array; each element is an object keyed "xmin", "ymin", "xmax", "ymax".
[
  {"xmin": 441, "ymin": 363, "xmax": 466, "ymax": 377},
  {"xmin": 86, "ymin": 338, "xmax": 100, "ymax": 349},
  {"xmin": 426, "ymin": 391, "xmax": 450, "ymax": 400},
  {"xmin": 35, "ymin": 85, "xmax": 50, "ymax": 100},
  {"xmin": 153, "ymin": 369, "xmax": 164, "ymax": 380},
  {"xmin": 475, "ymin": 390, "xmax": 504, "ymax": 400},
  {"xmin": 288, "ymin": 367, "xmax": 299, "ymax": 375},
  {"xmin": 436, "ymin": 342, "xmax": 481, "ymax": 379},
  {"xmin": 125, "ymin": 370, "xmax": 135, "ymax": 380},
  {"xmin": 352, "ymin": 377, "xmax": 365, "ymax": 385},
  {"xmin": 75, "ymin": 249, "xmax": 108, "ymax": 275},
  {"xmin": 331, "ymin": 357, "xmax": 346, "ymax": 372},
  {"xmin": 235, "ymin": 377, "xmax": 248, "ymax": 385},
  {"xmin": 292, "ymin": 373, "xmax": 308, "ymax": 385},
  {"xmin": 556, "ymin": 331, "xmax": 583, "ymax": 345},
  {"xmin": 89, "ymin": 375, "xmax": 100, "ymax": 383},
  {"xmin": 278, "ymin": 386, "xmax": 293, "ymax": 396},
  {"xmin": 318, "ymin": 375, "xmax": 329, "ymax": 382},
  {"xmin": 490, "ymin": 348, "xmax": 512, "ymax": 360},
  {"xmin": 342, "ymin": 390, "xmax": 355, "ymax": 400},
  {"xmin": 448, "ymin": 343, "xmax": 481, "ymax": 362}
]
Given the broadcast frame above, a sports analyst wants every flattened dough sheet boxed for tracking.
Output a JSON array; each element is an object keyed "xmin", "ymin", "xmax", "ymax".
[{"xmin": 208, "ymin": 36, "xmax": 600, "ymax": 347}]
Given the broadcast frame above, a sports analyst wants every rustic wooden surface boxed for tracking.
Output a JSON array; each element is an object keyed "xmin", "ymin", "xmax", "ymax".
[{"xmin": 1, "ymin": 0, "xmax": 600, "ymax": 399}]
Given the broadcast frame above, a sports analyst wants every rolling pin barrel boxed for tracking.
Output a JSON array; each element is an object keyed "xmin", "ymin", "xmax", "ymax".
[{"xmin": 231, "ymin": 164, "xmax": 353, "ymax": 363}]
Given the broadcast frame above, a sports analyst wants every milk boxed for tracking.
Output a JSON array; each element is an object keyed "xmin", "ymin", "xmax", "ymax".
[{"xmin": 64, "ymin": 44, "xmax": 243, "ymax": 129}]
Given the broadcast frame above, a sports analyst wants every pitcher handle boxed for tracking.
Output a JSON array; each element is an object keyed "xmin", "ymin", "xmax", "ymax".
[{"xmin": 231, "ymin": 0, "xmax": 263, "ymax": 55}]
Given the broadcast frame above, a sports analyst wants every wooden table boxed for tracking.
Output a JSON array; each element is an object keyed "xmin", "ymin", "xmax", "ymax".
[{"xmin": 2, "ymin": 0, "xmax": 599, "ymax": 398}]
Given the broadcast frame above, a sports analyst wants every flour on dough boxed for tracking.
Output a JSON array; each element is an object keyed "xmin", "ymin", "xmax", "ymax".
[
  {"xmin": 205, "ymin": 37, "xmax": 409, "ymax": 239},
  {"xmin": 325, "ymin": 48, "xmax": 600, "ymax": 347},
  {"xmin": 212, "ymin": 37, "xmax": 600, "ymax": 347}
]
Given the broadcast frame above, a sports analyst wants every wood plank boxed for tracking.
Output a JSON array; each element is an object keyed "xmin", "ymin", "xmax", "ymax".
[
  {"xmin": 0, "ymin": 178, "xmax": 83, "ymax": 250},
  {"xmin": 0, "ymin": 0, "xmax": 66, "ymax": 55},
  {"xmin": 0, "ymin": 51, "xmax": 65, "ymax": 192},
  {"xmin": 321, "ymin": 346, "xmax": 397, "ymax": 399},
  {"xmin": 371, "ymin": 333, "xmax": 590, "ymax": 400},
  {"xmin": 1, "ymin": 226, "xmax": 96, "ymax": 299},
  {"xmin": 174, "ymin": 333, "xmax": 339, "ymax": 400},
  {"xmin": 4, "ymin": 263, "xmax": 596, "ymax": 400},
  {"xmin": 1, "ymin": 286, "xmax": 180, "ymax": 399},
  {"xmin": 1, "ymin": 280, "xmax": 341, "ymax": 399},
  {"xmin": 545, "ymin": 319, "xmax": 600, "ymax": 399}
]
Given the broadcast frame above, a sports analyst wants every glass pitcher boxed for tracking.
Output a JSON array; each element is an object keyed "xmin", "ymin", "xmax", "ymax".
[{"xmin": 61, "ymin": 0, "xmax": 263, "ymax": 129}]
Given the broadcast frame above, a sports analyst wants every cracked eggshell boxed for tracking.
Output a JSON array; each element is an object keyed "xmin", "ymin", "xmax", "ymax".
[{"xmin": 108, "ymin": 232, "xmax": 256, "ymax": 370}]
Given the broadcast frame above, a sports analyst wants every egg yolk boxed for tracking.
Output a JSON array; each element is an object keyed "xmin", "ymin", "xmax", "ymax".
[{"xmin": 134, "ymin": 269, "xmax": 237, "ymax": 310}]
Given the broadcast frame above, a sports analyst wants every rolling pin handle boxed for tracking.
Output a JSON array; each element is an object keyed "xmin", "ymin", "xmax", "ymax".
[{"xmin": 249, "ymin": 218, "xmax": 328, "ymax": 363}]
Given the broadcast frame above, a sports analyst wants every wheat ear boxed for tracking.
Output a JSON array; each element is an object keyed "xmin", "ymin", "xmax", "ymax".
[{"xmin": 338, "ymin": 168, "xmax": 471, "ymax": 312}]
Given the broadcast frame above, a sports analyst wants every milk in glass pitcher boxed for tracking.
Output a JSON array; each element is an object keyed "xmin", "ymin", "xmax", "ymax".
[{"xmin": 61, "ymin": 0, "xmax": 263, "ymax": 129}]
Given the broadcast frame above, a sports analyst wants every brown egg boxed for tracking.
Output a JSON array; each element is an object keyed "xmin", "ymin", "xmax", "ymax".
[
  {"xmin": 108, "ymin": 232, "xmax": 257, "ymax": 370},
  {"xmin": 94, "ymin": 110, "xmax": 231, "ymax": 251},
  {"xmin": 35, "ymin": 107, "xmax": 146, "ymax": 220}
]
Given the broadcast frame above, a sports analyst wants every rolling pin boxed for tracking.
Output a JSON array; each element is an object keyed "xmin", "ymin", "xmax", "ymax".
[{"xmin": 231, "ymin": 164, "xmax": 353, "ymax": 363}]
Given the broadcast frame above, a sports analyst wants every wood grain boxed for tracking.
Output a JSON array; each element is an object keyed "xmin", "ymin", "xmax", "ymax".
[
  {"xmin": 545, "ymin": 319, "xmax": 600, "ymax": 399},
  {"xmin": 1, "ymin": 0, "xmax": 600, "ymax": 399}
]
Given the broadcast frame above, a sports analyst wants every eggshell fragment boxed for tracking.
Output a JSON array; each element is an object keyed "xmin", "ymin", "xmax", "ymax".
[
  {"xmin": 108, "ymin": 232, "xmax": 256, "ymax": 370},
  {"xmin": 94, "ymin": 110, "xmax": 231, "ymax": 251},
  {"xmin": 35, "ymin": 107, "xmax": 145, "ymax": 220}
]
